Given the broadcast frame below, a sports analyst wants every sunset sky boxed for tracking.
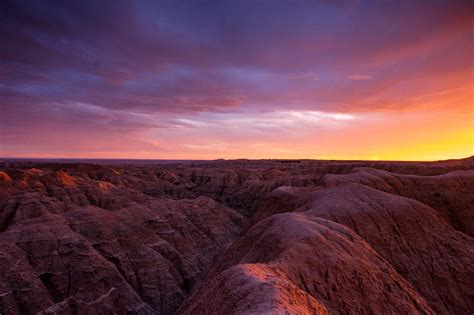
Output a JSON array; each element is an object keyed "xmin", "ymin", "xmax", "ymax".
[{"xmin": 1, "ymin": 0, "xmax": 473, "ymax": 160}]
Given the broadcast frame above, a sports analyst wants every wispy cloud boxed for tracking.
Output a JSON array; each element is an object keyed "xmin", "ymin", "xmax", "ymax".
[{"xmin": 347, "ymin": 74, "xmax": 373, "ymax": 81}]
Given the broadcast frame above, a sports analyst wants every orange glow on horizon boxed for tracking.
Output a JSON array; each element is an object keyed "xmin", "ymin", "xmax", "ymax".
[{"xmin": 1, "ymin": 1, "xmax": 473, "ymax": 161}]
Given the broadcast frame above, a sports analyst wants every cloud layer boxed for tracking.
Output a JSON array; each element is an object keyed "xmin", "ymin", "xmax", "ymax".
[{"xmin": 1, "ymin": 0, "xmax": 473, "ymax": 160}]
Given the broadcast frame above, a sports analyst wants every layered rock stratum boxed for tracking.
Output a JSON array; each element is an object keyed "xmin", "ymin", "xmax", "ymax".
[{"xmin": 0, "ymin": 157, "xmax": 473, "ymax": 314}]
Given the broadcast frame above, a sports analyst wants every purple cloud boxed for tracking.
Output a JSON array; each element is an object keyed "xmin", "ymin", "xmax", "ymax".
[{"xmin": 0, "ymin": 0, "xmax": 472, "ymax": 158}]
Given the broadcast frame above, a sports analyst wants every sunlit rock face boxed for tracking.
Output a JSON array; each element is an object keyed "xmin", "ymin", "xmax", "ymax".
[{"xmin": 0, "ymin": 157, "xmax": 473, "ymax": 314}]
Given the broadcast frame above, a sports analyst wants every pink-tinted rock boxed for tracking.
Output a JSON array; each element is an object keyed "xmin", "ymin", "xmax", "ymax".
[
  {"xmin": 0, "ymin": 157, "xmax": 472, "ymax": 314},
  {"xmin": 180, "ymin": 213, "xmax": 434, "ymax": 314}
]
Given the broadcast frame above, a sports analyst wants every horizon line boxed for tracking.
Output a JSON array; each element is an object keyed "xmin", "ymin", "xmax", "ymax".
[{"xmin": 1, "ymin": 155, "xmax": 472, "ymax": 164}]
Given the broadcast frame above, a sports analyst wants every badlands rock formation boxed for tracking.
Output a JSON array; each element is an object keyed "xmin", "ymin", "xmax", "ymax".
[{"xmin": 0, "ymin": 157, "xmax": 473, "ymax": 314}]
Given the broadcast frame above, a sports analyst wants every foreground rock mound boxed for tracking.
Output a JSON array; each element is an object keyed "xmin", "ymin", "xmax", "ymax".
[
  {"xmin": 180, "ymin": 213, "xmax": 434, "ymax": 314},
  {"xmin": 0, "ymin": 157, "xmax": 473, "ymax": 314}
]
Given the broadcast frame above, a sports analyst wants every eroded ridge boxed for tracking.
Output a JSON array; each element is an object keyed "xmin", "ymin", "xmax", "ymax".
[{"xmin": 0, "ymin": 157, "xmax": 473, "ymax": 314}]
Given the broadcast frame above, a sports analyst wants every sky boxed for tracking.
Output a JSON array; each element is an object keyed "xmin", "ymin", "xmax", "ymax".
[{"xmin": 0, "ymin": 0, "xmax": 473, "ymax": 161}]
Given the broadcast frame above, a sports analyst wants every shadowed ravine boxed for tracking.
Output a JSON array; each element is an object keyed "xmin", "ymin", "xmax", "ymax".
[{"xmin": 0, "ymin": 158, "xmax": 473, "ymax": 314}]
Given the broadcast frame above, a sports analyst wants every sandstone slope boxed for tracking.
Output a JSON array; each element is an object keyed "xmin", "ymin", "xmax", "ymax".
[{"xmin": 0, "ymin": 158, "xmax": 473, "ymax": 314}]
